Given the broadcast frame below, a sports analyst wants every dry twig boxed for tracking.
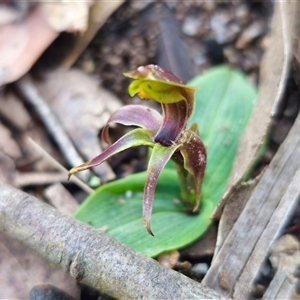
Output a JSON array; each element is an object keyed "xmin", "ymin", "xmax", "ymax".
[
  {"xmin": 26, "ymin": 137, "xmax": 93, "ymax": 194},
  {"xmin": 0, "ymin": 183, "xmax": 228, "ymax": 300},
  {"xmin": 203, "ymin": 96, "xmax": 300, "ymax": 298}
]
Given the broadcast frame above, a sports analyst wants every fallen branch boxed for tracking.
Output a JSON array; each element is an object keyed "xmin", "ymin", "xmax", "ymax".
[{"xmin": 0, "ymin": 183, "xmax": 228, "ymax": 300}]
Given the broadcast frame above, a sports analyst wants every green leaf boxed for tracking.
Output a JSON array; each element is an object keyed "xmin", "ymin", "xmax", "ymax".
[
  {"xmin": 189, "ymin": 66, "xmax": 257, "ymax": 203},
  {"xmin": 74, "ymin": 65, "xmax": 257, "ymax": 257},
  {"xmin": 74, "ymin": 170, "xmax": 214, "ymax": 257}
]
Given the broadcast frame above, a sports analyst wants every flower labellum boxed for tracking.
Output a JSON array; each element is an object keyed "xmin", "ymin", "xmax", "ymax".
[{"xmin": 69, "ymin": 65, "xmax": 206, "ymax": 235}]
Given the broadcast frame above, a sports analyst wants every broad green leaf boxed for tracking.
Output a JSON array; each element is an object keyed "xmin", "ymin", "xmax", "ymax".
[
  {"xmin": 74, "ymin": 170, "xmax": 214, "ymax": 257},
  {"xmin": 74, "ymin": 65, "xmax": 257, "ymax": 257},
  {"xmin": 189, "ymin": 66, "xmax": 257, "ymax": 207}
]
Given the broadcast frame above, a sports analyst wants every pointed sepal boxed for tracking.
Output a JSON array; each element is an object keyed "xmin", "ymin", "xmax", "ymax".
[
  {"xmin": 68, "ymin": 128, "xmax": 154, "ymax": 179},
  {"xmin": 177, "ymin": 124, "xmax": 207, "ymax": 211},
  {"xmin": 143, "ymin": 143, "xmax": 181, "ymax": 235}
]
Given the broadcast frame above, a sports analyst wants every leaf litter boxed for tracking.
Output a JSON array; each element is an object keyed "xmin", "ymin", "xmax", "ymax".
[{"xmin": 1, "ymin": 0, "xmax": 299, "ymax": 299}]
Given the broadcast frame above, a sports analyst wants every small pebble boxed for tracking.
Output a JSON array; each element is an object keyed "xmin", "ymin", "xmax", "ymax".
[
  {"xmin": 210, "ymin": 11, "xmax": 239, "ymax": 44},
  {"xmin": 191, "ymin": 263, "xmax": 209, "ymax": 276},
  {"xmin": 251, "ymin": 283, "xmax": 266, "ymax": 299},
  {"xmin": 157, "ymin": 250, "xmax": 180, "ymax": 269},
  {"xmin": 182, "ymin": 16, "xmax": 201, "ymax": 37},
  {"xmin": 223, "ymin": 46, "xmax": 240, "ymax": 64}
]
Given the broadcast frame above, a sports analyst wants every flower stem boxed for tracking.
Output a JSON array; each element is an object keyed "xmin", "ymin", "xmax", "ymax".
[{"xmin": 172, "ymin": 153, "xmax": 198, "ymax": 213}]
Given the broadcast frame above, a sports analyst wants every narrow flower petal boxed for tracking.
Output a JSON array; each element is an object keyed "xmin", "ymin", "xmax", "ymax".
[
  {"xmin": 154, "ymin": 101, "xmax": 188, "ymax": 146},
  {"xmin": 102, "ymin": 105, "xmax": 162, "ymax": 145},
  {"xmin": 68, "ymin": 128, "xmax": 154, "ymax": 178},
  {"xmin": 178, "ymin": 125, "xmax": 207, "ymax": 211},
  {"xmin": 143, "ymin": 143, "xmax": 181, "ymax": 235}
]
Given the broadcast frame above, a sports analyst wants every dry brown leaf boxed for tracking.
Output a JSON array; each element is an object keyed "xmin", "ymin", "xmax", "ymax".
[
  {"xmin": 19, "ymin": 126, "xmax": 65, "ymax": 172},
  {"xmin": 41, "ymin": 1, "xmax": 93, "ymax": 33},
  {"xmin": 264, "ymin": 235, "xmax": 300, "ymax": 299},
  {"xmin": 0, "ymin": 233, "xmax": 80, "ymax": 299},
  {"xmin": 0, "ymin": 119, "xmax": 67, "ymax": 174},
  {"xmin": 0, "ymin": 151, "xmax": 16, "ymax": 185},
  {"xmin": 181, "ymin": 225, "xmax": 218, "ymax": 260},
  {"xmin": 0, "ymin": 92, "xmax": 31, "ymax": 131},
  {"xmin": 213, "ymin": 0, "xmax": 297, "ymax": 218},
  {"xmin": 0, "ymin": 91, "xmax": 66, "ymax": 172},
  {"xmin": 44, "ymin": 183, "xmax": 79, "ymax": 215},
  {"xmin": 33, "ymin": 69, "xmax": 121, "ymax": 180},
  {"xmin": 0, "ymin": 0, "xmax": 96, "ymax": 85},
  {"xmin": 0, "ymin": 122, "xmax": 22, "ymax": 160},
  {"xmin": 157, "ymin": 251, "xmax": 180, "ymax": 269},
  {"xmin": 0, "ymin": 2, "xmax": 29, "ymax": 26},
  {"xmin": 270, "ymin": 235, "xmax": 300, "ymax": 275},
  {"xmin": 215, "ymin": 174, "xmax": 261, "ymax": 256},
  {"xmin": 0, "ymin": 4, "xmax": 58, "ymax": 85},
  {"xmin": 62, "ymin": 0, "xmax": 125, "ymax": 68}
]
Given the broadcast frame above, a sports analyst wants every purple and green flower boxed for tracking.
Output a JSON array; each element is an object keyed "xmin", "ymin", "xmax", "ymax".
[{"xmin": 69, "ymin": 65, "xmax": 206, "ymax": 235}]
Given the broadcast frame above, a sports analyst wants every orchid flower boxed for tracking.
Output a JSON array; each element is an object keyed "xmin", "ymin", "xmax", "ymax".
[{"xmin": 69, "ymin": 65, "xmax": 206, "ymax": 235}]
